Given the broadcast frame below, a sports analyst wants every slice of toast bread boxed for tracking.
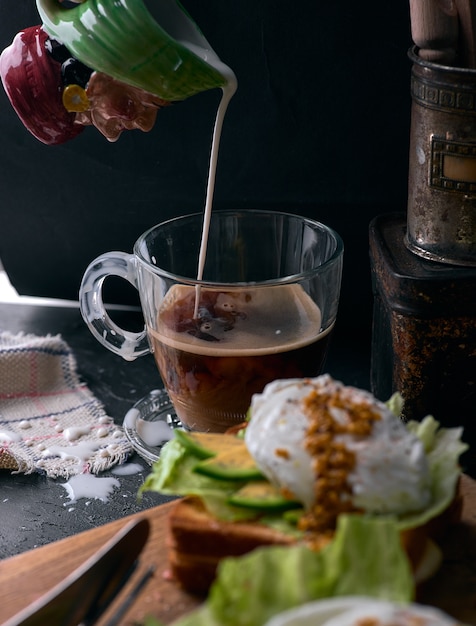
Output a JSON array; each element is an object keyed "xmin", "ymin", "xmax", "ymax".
[{"xmin": 167, "ymin": 496, "xmax": 296, "ymax": 594}]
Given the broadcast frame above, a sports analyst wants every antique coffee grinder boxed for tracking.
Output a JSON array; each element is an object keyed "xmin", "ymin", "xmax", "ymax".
[{"xmin": 369, "ymin": 0, "xmax": 476, "ymax": 473}]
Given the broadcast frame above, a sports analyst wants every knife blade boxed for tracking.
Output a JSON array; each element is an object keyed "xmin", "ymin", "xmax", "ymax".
[{"xmin": 3, "ymin": 516, "xmax": 150, "ymax": 626}]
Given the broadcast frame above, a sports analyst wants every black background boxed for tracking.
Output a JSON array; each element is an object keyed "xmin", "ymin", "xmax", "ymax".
[{"xmin": 0, "ymin": 0, "xmax": 413, "ymax": 342}]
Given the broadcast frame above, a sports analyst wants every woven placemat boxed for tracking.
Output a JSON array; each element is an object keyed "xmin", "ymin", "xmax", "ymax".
[{"xmin": 0, "ymin": 331, "xmax": 132, "ymax": 478}]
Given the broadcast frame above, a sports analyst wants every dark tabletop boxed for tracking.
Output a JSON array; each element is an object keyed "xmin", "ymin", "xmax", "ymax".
[{"xmin": 0, "ymin": 299, "xmax": 371, "ymax": 560}]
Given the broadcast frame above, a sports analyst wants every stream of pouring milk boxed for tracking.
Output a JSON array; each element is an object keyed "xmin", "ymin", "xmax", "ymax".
[
  {"xmin": 193, "ymin": 61, "xmax": 237, "ymax": 316},
  {"xmin": 153, "ymin": 2, "xmax": 238, "ymax": 306},
  {"xmin": 195, "ymin": 65, "xmax": 237, "ymax": 279}
]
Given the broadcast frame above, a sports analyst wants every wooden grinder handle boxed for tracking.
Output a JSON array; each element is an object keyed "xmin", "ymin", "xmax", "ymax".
[{"xmin": 410, "ymin": 0, "xmax": 459, "ymax": 64}]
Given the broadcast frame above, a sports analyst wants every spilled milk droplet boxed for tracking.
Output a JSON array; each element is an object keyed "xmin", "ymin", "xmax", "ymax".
[{"xmin": 62, "ymin": 474, "xmax": 120, "ymax": 503}]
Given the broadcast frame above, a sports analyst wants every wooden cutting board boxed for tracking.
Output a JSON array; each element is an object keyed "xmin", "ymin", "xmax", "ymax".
[{"xmin": 1, "ymin": 475, "xmax": 476, "ymax": 626}]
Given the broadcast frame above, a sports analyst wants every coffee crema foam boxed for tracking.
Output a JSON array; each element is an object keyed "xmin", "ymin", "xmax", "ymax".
[{"xmin": 149, "ymin": 283, "xmax": 326, "ymax": 357}]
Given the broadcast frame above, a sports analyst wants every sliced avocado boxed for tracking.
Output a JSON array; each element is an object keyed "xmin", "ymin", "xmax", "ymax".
[
  {"xmin": 174, "ymin": 429, "xmax": 246, "ymax": 460},
  {"xmin": 282, "ymin": 507, "xmax": 305, "ymax": 525},
  {"xmin": 193, "ymin": 445, "xmax": 264, "ymax": 481},
  {"xmin": 228, "ymin": 481, "xmax": 301, "ymax": 512}
]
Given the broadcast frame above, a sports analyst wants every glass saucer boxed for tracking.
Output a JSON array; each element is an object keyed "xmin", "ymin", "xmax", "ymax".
[{"xmin": 123, "ymin": 389, "xmax": 182, "ymax": 464}]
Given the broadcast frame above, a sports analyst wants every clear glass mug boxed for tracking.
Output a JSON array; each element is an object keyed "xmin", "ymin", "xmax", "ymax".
[{"xmin": 79, "ymin": 210, "xmax": 344, "ymax": 432}]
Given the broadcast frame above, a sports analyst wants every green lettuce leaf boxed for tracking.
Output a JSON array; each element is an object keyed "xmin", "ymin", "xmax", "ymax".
[
  {"xmin": 386, "ymin": 392, "xmax": 405, "ymax": 417},
  {"xmin": 396, "ymin": 416, "xmax": 467, "ymax": 531},
  {"xmin": 172, "ymin": 514, "xmax": 414, "ymax": 626}
]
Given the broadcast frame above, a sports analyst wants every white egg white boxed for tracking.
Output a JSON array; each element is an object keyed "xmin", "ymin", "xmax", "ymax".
[
  {"xmin": 264, "ymin": 597, "xmax": 460, "ymax": 626},
  {"xmin": 245, "ymin": 375, "xmax": 431, "ymax": 515}
]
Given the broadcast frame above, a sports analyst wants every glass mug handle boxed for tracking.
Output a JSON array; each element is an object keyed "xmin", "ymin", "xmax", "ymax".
[{"xmin": 79, "ymin": 251, "xmax": 150, "ymax": 361}]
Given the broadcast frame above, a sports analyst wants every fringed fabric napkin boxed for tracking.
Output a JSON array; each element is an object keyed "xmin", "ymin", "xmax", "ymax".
[{"xmin": 0, "ymin": 331, "xmax": 132, "ymax": 478}]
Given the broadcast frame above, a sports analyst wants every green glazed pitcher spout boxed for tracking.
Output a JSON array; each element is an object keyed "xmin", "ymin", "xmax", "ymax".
[{"xmin": 36, "ymin": 0, "xmax": 230, "ymax": 101}]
